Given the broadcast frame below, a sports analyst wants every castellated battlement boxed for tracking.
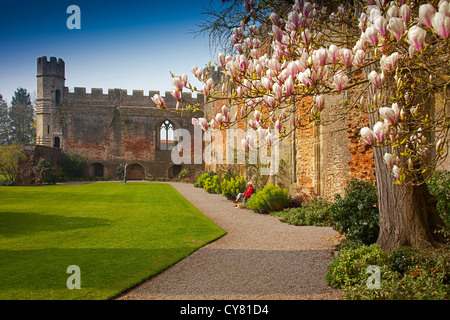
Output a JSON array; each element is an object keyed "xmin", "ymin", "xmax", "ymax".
[
  {"xmin": 37, "ymin": 56, "xmax": 65, "ymax": 78},
  {"xmin": 63, "ymin": 87, "xmax": 205, "ymax": 107}
]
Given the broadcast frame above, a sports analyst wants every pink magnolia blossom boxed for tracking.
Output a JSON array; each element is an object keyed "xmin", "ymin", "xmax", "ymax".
[
  {"xmin": 419, "ymin": 4, "xmax": 436, "ymax": 28},
  {"xmin": 360, "ymin": 127, "xmax": 375, "ymax": 145},
  {"xmin": 368, "ymin": 70, "xmax": 385, "ymax": 87},
  {"xmin": 399, "ymin": 4, "xmax": 411, "ymax": 22},
  {"xmin": 198, "ymin": 118, "xmax": 209, "ymax": 132},
  {"xmin": 333, "ymin": 72, "xmax": 349, "ymax": 92},
  {"xmin": 384, "ymin": 153, "xmax": 396, "ymax": 169},
  {"xmin": 275, "ymin": 119, "xmax": 282, "ymax": 132},
  {"xmin": 171, "ymin": 76, "xmax": 184, "ymax": 91},
  {"xmin": 192, "ymin": 118, "xmax": 199, "ymax": 127},
  {"xmin": 340, "ymin": 48, "xmax": 353, "ymax": 68},
  {"xmin": 315, "ymin": 48, "xmax": 328, "ymax": 67},
  {"xmin": 374, "ymin": 16, "xmax": 388, "ymax": 36},
  {"xmin": 273, "ymin": 83, "xmax": 283, "ymax": 100},
  {"xmin": 431, "ymin": 12, "xmax": 450, "ymax": 39},
  {"xmin": 392, "ymin": 165, "xmax": 401, "ymax": 180},
  {"xmin": 266, "ymin": 130, "xmax": 274, "ymax": 146},
  {"xmin": 217, "ymin": 53, "xmax": 226, "ymax": 67},
  {"xmin": 364, "ymin": 26, "xmax": 379, "ymax": 45},
  {"xmin": 379, "ymin": 106, "xmax": 398, "ymax": 124},
  {"xmin": 261, "ymin": 77, "xmax": 272, "ymax": 90},
  {"xmin": 264, "ymin": 95, "xmax": 276, "ymax": 108},
  {"xmin": 215, "ymin": 113, "xmax": 224, "ymax": 125},
  {"xmin": 408, "ymin": 26, "xmax": 427, "ymax": 52},
  {"xmin": 171, "ymin": 89, "xmax": 181, "ymax": 101},
  {"xmin": 314, "ymin": 95, "xmax": 325, "ymax": 111},
  {"xmin": 272, "ymin": 25, "xmax": 283, "ymax": 42},
  {"xmin": 328, "ymin": 44, "xmax": 339, "ymax": 63},
  {"xmin": 269, "ymin": 11, "xmax": 279, "ymax": 25},
  {"xmin": 373, "ymin": 121, "xmax": 387, "ymax": 143},
  {"xmin": 353, "ymin": 49, "xmax": 365, "ymax": 67},
  {"xmin": 389, "ymin": 17, "xmax": 405, "ymax": 41},
  {"xmin": 284, "ymin": 76, "xmax": 294, "ymax": 96},
  {"xmin": 151, "ymin": 94, "xmax": 165, "ymax": 109}
]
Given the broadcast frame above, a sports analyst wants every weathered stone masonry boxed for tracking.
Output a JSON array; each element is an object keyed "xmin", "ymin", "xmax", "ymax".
[{"xmin": 36, "ymin": 56, "xmax": 205, "ymax": 179}]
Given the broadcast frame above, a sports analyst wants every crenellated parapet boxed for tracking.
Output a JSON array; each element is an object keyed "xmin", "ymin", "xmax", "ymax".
[{"xmin": 63, "ymin": 87, "xmax": 205, "ymax": 107}]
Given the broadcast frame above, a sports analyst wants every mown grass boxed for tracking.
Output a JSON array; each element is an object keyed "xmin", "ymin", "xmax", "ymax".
[{"xmin": 0, "ymin": 182, "xmax": 226, "ymax": 300}]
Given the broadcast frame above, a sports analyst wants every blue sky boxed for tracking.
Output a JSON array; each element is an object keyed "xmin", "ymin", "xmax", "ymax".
[{"xmin": 0, "ymin": 0, "xmax": 220, "ymax": 103}]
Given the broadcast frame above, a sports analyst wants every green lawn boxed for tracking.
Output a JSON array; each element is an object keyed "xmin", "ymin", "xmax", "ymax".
[{"xmin": 0, "ymin": 182, "xmax": 226, "ymax": 300}]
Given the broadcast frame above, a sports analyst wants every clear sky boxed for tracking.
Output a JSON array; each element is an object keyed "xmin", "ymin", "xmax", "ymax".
[{"xmin": 0, "ymin": 0, "xmax": 220, "ymax": 104}]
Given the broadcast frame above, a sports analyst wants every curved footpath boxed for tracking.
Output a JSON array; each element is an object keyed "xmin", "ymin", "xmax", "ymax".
[{"xmin": 116, "ymin": 182, "xmax": 343, "ymax": 300}]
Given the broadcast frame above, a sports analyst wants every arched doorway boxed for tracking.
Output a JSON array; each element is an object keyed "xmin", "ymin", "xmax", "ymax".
[
  {"xmin": 126, "ymin": 163, "xmax": 145, "ymax": 180},
  {"xmin": 89, "ymin": 163, "xmax": 104, "ymax": 177},
  {"xmin": 168, "ymin": 164, "xmax": 183, "ymax": 179}
]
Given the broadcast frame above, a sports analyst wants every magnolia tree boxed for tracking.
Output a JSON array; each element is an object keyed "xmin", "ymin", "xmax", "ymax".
[{"xmin": 153, "ymin": 0, "xmax": 450, "ymax": 252}]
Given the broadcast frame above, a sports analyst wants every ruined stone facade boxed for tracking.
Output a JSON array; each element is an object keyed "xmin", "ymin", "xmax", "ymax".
[{"xmin": 36, "ymin": 56, "xmax": 205, "ymax": 179}]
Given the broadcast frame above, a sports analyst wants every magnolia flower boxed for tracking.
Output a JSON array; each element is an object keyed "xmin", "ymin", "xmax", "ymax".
[
  {"xmin": 275, "ymin": 119, "xmax": 282, "ymax": 132},
  {"xmin": 151, "ymin": 94, "xmax": 165, "ymax": 109},
  {"xmin": 353, "ymin": 49, "xmax": 365, "ymax": 67},
  {"xmin": 171, "ymin": 76, "xmax": 184, "ymax": 91},
  {"xmin": 314, "ymin": 95, "xmax": 325, "ymax": 111},
  {"xmin": 269, "ymin": 11, "xmax": 279, "ymax": 25},
  {"xmin": 328, "ymin": 44, "xmax": 340, "ymax": 63},
  {"xmin": 215, "ymin": 113, "xmax": 224, "ymax": 126},
  {"xmin": 399, "ymin": 4, "xmax": 411, "ymax": 22},
  {"xmin": 374, "ymin": 16, "xmax": 388, "ymax": 35},
  {"xmin": 217, "ymin": 53, "xmax": 226, "ymax": 67},
  {"xmin": 284, "ymin": 76, "xmax": 294, "ymax": 96},
  {"xmin": 340, "ymin": 48, "xmax": 353, "ymax": 68},
  {"xmin": 408, "ymin": 26, "xmax": 427, "ymax": 52},
  {"xmin": 315, "ymin": 48, "xmax": 328, "ymax": 67},
  {"xmin": 261, "ymin": 77, "xmax": 272, "ymax": 90},
  {"xmin": 360, "ymin": 127, "xmax": 375, "ymax": 145},
  {"xmin": 257, "ymin": 126, "xmax": 266, "ymax": 139},
  {"xmin": 365, "ymin": 26, "xmax": 379, "ymax": 45},
  {"xmin": 171, "ymin": 89, "xmax": 181, "ymax": 101},
  {"xmin": 254, "ymin": 110, "xmax": 261, "ymax": 122},
  {"xmin": 266, "ymin": 131, "xmax": 274, "ymax": 146},
  {"xmin": 431, "ymin": 12, "xmax": 450, "ymax": 39},
  {"xmin": 392, "ymin": 165, "xmax": 401, "ymax": 180},
  {"xmin": 272, "ymin": 25, "xmax": 283, "ymax": 42},
  {"xmin": 379, "ymin": 107, "xmax": 397, "ymax": 124},
  {"xmin": 192, "ymin": 118, "xmax": 199, "ymax": 127},
  {"xmin": 333, "ymin": 72, "xmax": 349, "ymax": 92},
  {"xmin": 384, "ymin": 153, "xmax": 396, "ymax": 169},
  {"xmin": 373, "ymin": 121, "xmax": 387, "ymax": 143},
  {"xmin": 418, "ymin": 4, "xmax": 436, "ymax": 28},
  {"xmin": 368, "ymin": 70, "xmax": 383, "ymax": 87},
  {"xmin": 273, "ymin": 83, "xmax": 283, "ymax": 100},
  {"xmin": 389, "ymin": 17, "xmax": 405, "ymax": 41},
  {"xmin": 198, "ymin": 118, "xmax": 209, "ymax": 131}
]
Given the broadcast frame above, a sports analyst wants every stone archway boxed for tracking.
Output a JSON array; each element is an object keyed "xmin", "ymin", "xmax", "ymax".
[
  {"xmin": 88, "ymin": 162, "xmax": 104, "ymax": 177},
  {"xmin": 168, "ymin": 164, "xmax": 183, "ymax": 179},
  {"xmin": 126, "ymin": 163, "xmax": 145, "ymax": 180}
]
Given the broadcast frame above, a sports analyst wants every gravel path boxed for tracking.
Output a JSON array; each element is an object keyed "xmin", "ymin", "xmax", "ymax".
[{"xmin": 116, "ymin": 182, "xmax": 343, "ymax": 300}]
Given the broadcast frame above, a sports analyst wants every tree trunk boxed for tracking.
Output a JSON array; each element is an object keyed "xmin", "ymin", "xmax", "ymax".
[{"xmin": 373, "ymin": 146, "xmax": 446, "ymax": 253}]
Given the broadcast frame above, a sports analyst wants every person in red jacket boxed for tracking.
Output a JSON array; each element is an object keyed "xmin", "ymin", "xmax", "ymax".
[{"xmin": 234, "ymin": 182, "xmax": 254, "ymax": 204}]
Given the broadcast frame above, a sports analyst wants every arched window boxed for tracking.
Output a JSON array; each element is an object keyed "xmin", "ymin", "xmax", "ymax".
[
  {"xmin": 53, "ymin": 136, "xmax": 60, "ymax": 148},
  {"xmin": 55, "ymin": 89, "xmax": 61, "ymax": 106},
  {"xmin": 160, "ymin": 120, "xmax": 174, "ymax": 150}
]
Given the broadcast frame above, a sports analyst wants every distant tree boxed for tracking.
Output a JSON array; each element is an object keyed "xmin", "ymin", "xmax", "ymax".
[
  {"xmin": 9, "ymin": 88, "xmax": 34, "ymax": 144},
  {"xmin": 0, "ymin": 94, "xmax": 10, "ymax": 145},
  {"xmin": 0, "ymin": 143, "xmax": 26, "ymax": 182}
]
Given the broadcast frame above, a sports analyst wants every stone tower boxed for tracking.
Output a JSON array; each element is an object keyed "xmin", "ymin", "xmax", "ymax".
[{"xmin": 36, "ymin": 56, "xmax": 65, "ymax": 147}]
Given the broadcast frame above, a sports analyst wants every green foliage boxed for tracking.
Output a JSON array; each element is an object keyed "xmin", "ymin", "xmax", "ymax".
[
  {"xmin": 194, "ymin": 171, "xmax": 216, "ymax": 188},
  {"xmin": 325, "ymin": 244, "xmax": 387, "ymax": 289},
  {"xmin": 221, "ymin": 175, "xmax": 247, "ymax": 200},
  {"xmin": 271, "ymin": 197, "xmax": 331, "ymax": 226},
  {"xmin": 177, "ymin": 168, "xmax": 190, "ymax": 180},
  {"xmin": 0, "ymin": 143, "xmax": 26, "ymax": 182},
  {"xmin": 338, "ymin": 246, "xmax": 450, "ymax": 300},
  {"xmin": 61, "ymin": 151, "xmax": 87, "ymax": 178},
  {"xmin": 247, "ymin": 184, "xmax": 291, "ymax": 214},
  {"xmin": 426, "ymin": 170, "xmax": 450, "ymax": 228},
  {"xmin": 9, "ymin": 87, "xmax": 34, "ymax": 144},
  {"xmin": 328, "ymin": 178, "xmax": 379, "ymax": 245},
  {"xmin": 32, "ymin": 158, "xmax": 57, "ymax": 184},
  {"xmin": 204, "ymin": 174, "xmax": 222, "ymax": 194}
]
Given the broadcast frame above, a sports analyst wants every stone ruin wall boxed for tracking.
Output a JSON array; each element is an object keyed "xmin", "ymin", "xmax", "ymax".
[{"xmin": 56, "ymin": 86, "xmax": 205, "ymax": 179}]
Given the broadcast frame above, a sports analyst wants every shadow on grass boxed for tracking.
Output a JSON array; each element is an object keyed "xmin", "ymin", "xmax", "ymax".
[
  {"xmin": 0, "ymin": 246, "xmax": 197, "ymax": 299},
  {"xmin": 0, "ymin": 212, "xmax": 111, "ymax": 237}
]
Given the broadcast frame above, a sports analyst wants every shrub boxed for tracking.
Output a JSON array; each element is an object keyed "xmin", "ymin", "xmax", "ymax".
[
  {"xmin": 221, "ymin": 176, "xmax": 247, "ymax": 200},
  {"xmin": 341, "ymin": 247, "xmax": 450, "ymax": 300},
  {"xmin": 271, "ymin": 198, "xmax": 331, "ymax": 226},
  {"xmin": 61, "ymin": 151, "xmax": 87, "ymax": 178},
  {"xmin": 426, "ymin": 170, "xmax": 450, "ymax": 228},
  {"xmin": 247, "ymin": 184, "xmax": 291, "ymax": 214},
  {"xmin": 32, "ymin": 159, "xmax": 58, "ymax": 184},
  {"xmin": 325, "ymin": 244, "xmax": 387, "ymax": 289},
  {"xmin": 177, "ymin": 168, "xmax": 190, "ymax": 180},
  {"xmin": 328, "ymin": 178, "xmax": 379, "ymax": 245},
  {"xmin": 0, "ymin": 177, "xmax": 13, "ymax": 186},
  {"xmin": 204, "ymin": 175, "xmax": 222, "ymax": 194},
  {"xmin": 194, "ymin": 171, "xmax": 216, "ymax": 188}
]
